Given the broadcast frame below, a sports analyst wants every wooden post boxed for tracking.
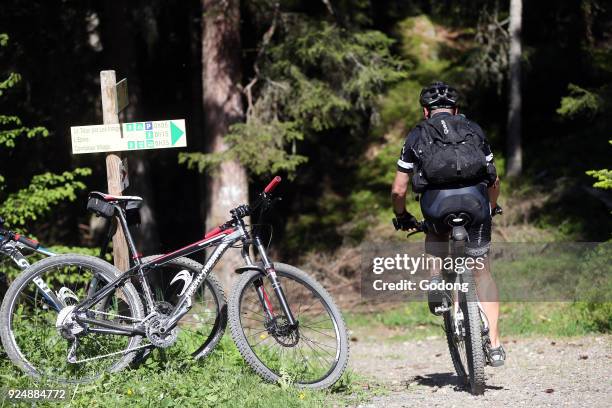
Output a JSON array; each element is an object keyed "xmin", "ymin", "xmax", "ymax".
[{"xmin": 100, "ymin": 70, "xmax": 130, "ymax": 272}]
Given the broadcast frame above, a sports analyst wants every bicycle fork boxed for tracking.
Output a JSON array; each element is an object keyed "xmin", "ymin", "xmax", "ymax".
[{"xmin": 248, "ymin": 236, "xmax": 298, "ymax": 329}]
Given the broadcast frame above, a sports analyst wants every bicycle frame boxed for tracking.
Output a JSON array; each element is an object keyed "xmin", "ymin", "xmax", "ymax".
[{"xmin": 72, "ymin": 202, "xmax": 297, "ymax": 338}]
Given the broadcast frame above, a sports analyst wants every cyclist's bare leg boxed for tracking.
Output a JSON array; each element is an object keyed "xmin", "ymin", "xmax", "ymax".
[
  {"xmin": 488, "ymin": 177, "xmax": 500, "ymax": 209},
  {"xmin": 474, "ymin": 255, "xmax": 501, "ymax": 347},
  {"xmin": 424, "ymin": 231, "xmax": 448, "ymax": 277}
]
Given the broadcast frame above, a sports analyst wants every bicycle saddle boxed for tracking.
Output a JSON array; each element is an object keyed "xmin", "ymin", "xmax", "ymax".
[{"xmin": 88, "ymin": 191, "xmax": 143, "ymax": 207}]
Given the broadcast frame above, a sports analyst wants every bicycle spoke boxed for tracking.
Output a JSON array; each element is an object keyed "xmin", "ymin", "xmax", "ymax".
[{"xmin": 235, "ymin": 270, "xmax": 343, "ymax": 385}]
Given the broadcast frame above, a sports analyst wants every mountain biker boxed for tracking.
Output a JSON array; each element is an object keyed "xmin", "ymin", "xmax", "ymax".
[{"xmin": 390, "ymin": 81, "xmax": 505, "ymax": 367}]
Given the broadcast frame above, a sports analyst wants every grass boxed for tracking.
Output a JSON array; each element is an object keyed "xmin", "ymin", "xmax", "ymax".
[
  {"xmin": 0, "ymin": 336, "xmax": 367, "ymax": 408},
  {"xmin": 346, "ymin": 301, "xmax": 610, "ymax": 342}
]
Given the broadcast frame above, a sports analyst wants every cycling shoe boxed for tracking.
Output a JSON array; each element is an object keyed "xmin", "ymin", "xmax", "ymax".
[
  {"xmin": 487, "ymin": 344, "xmax": 506, "ymax": 367},
  {"xmin": 427, "ymin": 275, "xmax": 451, "ymax": 315}
]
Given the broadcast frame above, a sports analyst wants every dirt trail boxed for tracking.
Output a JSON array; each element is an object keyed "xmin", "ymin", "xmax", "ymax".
[{"xmin": 349, "ymin": 329, "xmax": 611, "ymax": 407}]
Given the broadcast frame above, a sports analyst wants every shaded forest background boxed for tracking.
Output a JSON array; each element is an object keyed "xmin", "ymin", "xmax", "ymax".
[{"xmin": 1, "ymin": 0, "xmax": 611, "ymax": 267}]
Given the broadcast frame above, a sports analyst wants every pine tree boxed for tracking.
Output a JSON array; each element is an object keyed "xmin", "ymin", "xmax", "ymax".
[{"xmin": 0, "ymin": 33, "xmax": 90, "ymax": 228}]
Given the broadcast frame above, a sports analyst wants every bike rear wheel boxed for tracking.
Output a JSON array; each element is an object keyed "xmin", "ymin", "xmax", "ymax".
[
  {"xmin": 137, "ymin": 255, "xmax": 227, "ymax": 361},
  {"xmin": 0, "ymin": 255, "xmax": 144, "ymax": 382},
  {"xmin": 443, "ymin": 270, "xmax": 486, "ymax": 395},
  {"xmin": 228, "ymin": 263, "xmax": 349, "ymax": 389}
]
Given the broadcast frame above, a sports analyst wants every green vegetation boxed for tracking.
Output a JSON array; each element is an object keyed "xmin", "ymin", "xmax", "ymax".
[
  {"xmin": 0, "ymin": 34, "xmax": 90, "ymax": 231},
  {"xmin": 0, "ymin": 337, "xmax": 365, "ymax": 408},
  {"xmin": 586, "ymin": 140, "xmax": 612, "ymax": 190},
  {"xmin": 574, "ymin": 241, "xmax": 612, "ymax": 332},
  {"xmin": 180, "ymin": 20, "xmax": 406, "ymax": 178}
]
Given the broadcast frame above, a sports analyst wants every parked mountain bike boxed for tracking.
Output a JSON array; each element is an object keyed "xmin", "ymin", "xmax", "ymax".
[
  {"xmin": 397, "ymin": 206, "xmax": 502, "ymax": 395},
  {"xmin": 0, "ymin": 177, "xmax": 349, "ymax": 389},
  {"xmin": 1, "ymin": 199, "xmax": 227, "ymax": 365}
]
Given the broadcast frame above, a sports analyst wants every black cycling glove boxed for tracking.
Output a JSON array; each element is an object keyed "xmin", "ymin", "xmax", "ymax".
[
  {"xmin": 393, "ymin": 211, "xmax": 419, "ymax": 231},
  {"xmin": 491, "ymin": 204, "xmax": 503, "ymax": 217}
]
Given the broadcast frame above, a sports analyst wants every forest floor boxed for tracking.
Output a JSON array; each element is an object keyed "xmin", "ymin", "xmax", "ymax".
[{"xmin": 348, "ymin": 327, "xmax": 611, "ymax": 408}]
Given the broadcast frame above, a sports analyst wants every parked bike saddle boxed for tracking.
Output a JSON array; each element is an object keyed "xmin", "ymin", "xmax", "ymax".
[
  {"xmin": 88, "ymin": 191, "xmax": 143, "ymax": 208},
  {"xmin": 420, "ymin": 183, "xmax": 489, "ymax": 234}
]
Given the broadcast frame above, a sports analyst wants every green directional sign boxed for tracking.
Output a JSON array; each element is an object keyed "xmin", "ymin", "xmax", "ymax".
[
  {"xmin": 71, "ymin": 119, "xmax": 187, "ymax": 154},
  {"xmin": 171, "ymin": 121, "xmax": 184, "ymax": 145}
]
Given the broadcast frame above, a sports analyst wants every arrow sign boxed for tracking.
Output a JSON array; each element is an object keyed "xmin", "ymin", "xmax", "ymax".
[
  {"xmin": 71, "ymin": 119, "xmax": 187, "ymax": 154},
  {"xmin": 170, "ymin": 121, "xmax": 184, "ymax": 145}
]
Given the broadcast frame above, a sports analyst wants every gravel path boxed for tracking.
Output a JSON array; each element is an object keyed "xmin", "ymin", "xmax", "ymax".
[{"xmin": 349, "ymin": 330, "xmax": 611, "ymax": 407}]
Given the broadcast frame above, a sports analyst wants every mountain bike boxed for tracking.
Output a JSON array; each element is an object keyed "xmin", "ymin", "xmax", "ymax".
[
  {"xmin": 0, "ymin": 177, "xmax": 349, "ymax": 389},
  {"xmin": 397, "ymin": 207, "xmax": 501, "ymax": 395},
  {"xmin": 1, "ymin": 198, "xmax": 227, "ymax": 365}
]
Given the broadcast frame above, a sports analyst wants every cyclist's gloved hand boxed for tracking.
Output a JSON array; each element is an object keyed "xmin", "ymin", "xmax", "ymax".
[
  {"xmin": 393, "ymin": 211, "xmax": 418, "ymax": 231},
  {"xmin": 491, "ymin": 204, "xmax": 503, "ymax": 217}
]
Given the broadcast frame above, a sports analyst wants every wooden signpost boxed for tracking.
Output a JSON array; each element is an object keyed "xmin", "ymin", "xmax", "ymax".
[
  {"xmin": 71, "ymin": 70, "xmax": 187, "ymax": 271},
  {"xmin": 101, "ymin": 71, "xmax": 129, "ymax": 271}
]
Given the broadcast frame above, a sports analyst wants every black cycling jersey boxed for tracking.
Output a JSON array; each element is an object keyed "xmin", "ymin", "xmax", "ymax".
[{"xmin": 397, "ymin": 112, "xmax": 494, "ymax": 178}]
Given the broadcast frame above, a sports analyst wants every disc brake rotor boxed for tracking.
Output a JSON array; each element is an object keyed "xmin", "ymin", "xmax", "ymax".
[{"xmin": 266, "ymin": 316, "xmax": 299, "ymax": 347}]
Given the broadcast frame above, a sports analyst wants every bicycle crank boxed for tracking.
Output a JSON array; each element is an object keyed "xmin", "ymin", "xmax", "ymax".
[{"xmin": 144, "ymin": 307, "xmax": 179, "ymax": 348}]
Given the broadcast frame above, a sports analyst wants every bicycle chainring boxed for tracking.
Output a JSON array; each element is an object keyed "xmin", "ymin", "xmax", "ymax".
[{"xmin": 145, "ymin": 304, "xmax": 179, "ymax": 348}]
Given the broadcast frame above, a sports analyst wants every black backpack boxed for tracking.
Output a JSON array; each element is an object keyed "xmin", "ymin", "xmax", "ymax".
[{"xmin": 411, "ymin": 115, "xmax": 487, "ymax": 192}]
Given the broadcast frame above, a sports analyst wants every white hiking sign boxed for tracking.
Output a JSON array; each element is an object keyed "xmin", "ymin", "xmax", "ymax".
[{"xmin": 71, "ymin": 119, "xmax": 187, "ymax": 154}]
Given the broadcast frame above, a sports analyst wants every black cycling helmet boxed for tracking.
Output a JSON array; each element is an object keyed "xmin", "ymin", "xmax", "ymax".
[{"xmin": 419, "ymin": 81, "xmax": 459, "ymax": 109}]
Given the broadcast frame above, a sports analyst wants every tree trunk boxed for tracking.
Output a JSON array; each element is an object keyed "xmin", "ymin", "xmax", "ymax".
[
  {"xmin": 506, "ymin": 0, "xmax": 523, "ymax": 178},
  {"xmin": 202, "ymin": 0, "xmax": 248, "ymax": 291}
]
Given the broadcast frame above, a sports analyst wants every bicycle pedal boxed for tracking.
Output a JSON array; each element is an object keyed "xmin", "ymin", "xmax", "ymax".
[{"xmin": 434, "ymin": 305, "xmax": 450, "ymax": 314}]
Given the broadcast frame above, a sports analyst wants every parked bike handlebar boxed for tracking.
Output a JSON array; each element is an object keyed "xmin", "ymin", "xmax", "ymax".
[
  {"xmin": 0, "ymin": 227, "xmax": 40, "ymax": 250},
  {"xmin": 264, "ymin": 176, "xmax": 282, "ymax": 194},
  {"xmin": 15, "ymin": 234, "xmax": 40, "ymax": 250},
  {"xmin": 215, "ymin": 176, "xmax": 283, "ymax": 232}
]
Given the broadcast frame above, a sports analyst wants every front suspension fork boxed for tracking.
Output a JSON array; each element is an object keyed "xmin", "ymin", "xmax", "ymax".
[{"xmin": 252, "ymin": 236, "xmax": 297, "ymax": 328}]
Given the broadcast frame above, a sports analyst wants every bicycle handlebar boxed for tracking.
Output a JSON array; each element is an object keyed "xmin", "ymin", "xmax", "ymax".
[
  {"xmin": 212, "ymin": 176, "xmax": 283, "ymax": 233},
  {"xmin": 264, "ymin": 176, "xmax": 282, "ymax": 194},
  {"xmin": 406, "ymin": 221, "xmax": 425, "ymax": 236},
  {"xmin": 0, "ymin": 228, "xmax": 40, "ymax": 250},
  {"xmin": 15, "ymin": 234, "xmax": 40, "ymax": 250}
]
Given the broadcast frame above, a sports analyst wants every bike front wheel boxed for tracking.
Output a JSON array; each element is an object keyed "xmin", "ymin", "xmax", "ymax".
[{"xmin": 228, "ymin": 263, "xmax": 349, "ymax": 390}]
